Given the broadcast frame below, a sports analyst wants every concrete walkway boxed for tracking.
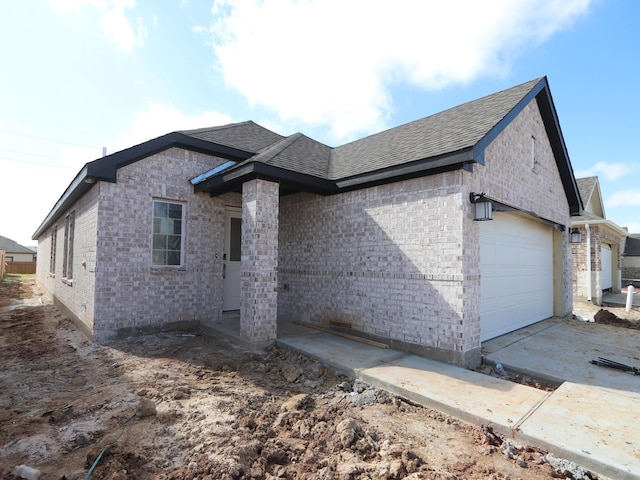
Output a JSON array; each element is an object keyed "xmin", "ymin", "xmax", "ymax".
[{"xmin": 273, "ymin": 320, "xmax": 640, "ymax": 480}]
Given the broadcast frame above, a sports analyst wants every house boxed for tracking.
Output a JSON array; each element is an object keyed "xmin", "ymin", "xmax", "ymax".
[
  {"xmin": 622, "ymin": 234, "xmax": 640, "ymax": 287},
  {"xmin": 570, "ymin": 176, "xmax": 628, "ymax": 305},
  {"xmin": 0, "ymin": 235, "xmax": 37, "ymax": 263},
  {"xmin": 33, "ymin": 77, "xmax": 582, "ymax": 368}
]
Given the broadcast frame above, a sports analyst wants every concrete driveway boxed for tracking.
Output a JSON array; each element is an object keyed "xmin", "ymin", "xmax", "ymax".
[{"xmin": 482, "ymin": 315, "xmax": 640, "ymax": 392}]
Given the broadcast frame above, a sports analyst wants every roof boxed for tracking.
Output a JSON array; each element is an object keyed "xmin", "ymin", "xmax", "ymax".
[
  {"xmin": 576, "ymin": 176, "xmax": 598, "ymax": 208},
  {"xmin": 0, "ymin": 235, "xmax": 35, "ymax": 254},
  {"xmin": 330, "ymin": 78, "xmax": 542, "ymax": 179},
  {"xmin": 33, "ymin": 76, "xmax": 583, "ymax": 239},
  {"xmin": 575, "ymin": 176, "xmax": 605, "ymax": 219},
  {"xmin": 624, "ymin": 235, "xmax": 640, "ymax": 256},
  {"xmin": 571, "ymin": 176, "xmax": 628, "ymax": 237}
]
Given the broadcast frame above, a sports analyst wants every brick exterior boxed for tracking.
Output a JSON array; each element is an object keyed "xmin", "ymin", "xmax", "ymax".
[
  {"xmin": 241, "ymin": 179, "xmax": 279, "ymax": 345},
  {"xmin": 36, "ymin": 185, "xmax": 99, "ymax": 338},
  {"xmin": 571, "ymin": 224, "xmax": 625, "ymax": 304},
  {"xmin": 37, "ymin": 148, "xmax": 240, "ymax": 341},
  {"xmin": 278, "ymin": 99, "xmax": 572, "ymax": 367},
  {"xmin": 35, "ymin": 97, "xmax": 575, "ymax": 364}
]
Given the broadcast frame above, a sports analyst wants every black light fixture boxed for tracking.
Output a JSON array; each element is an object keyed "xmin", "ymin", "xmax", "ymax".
[
  {"xmin": 469, "ymin": 192, "xmax": 493, "ymax": 221},
  {"xmin": 570, "ymin": 228, "xmax": 582, "ymax": 243}
]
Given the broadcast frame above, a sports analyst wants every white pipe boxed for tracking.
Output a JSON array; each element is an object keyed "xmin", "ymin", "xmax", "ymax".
[
  {"xmin": 586, "ymin": 224, "xmax": 592, "ymax": 302},
  {"xmin": 626, "ymin": 285, "xmax": 634, "ymax": 312}
]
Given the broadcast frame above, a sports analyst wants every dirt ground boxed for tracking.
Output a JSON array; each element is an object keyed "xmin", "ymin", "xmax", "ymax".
[{"xmin": 0, "ymin": 276, "xmax": 613, "ymax": 480}]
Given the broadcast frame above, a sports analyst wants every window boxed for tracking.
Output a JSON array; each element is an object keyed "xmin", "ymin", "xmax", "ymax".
[
  {"xmin": 49, "ymin": 226, "xmax": 57, "ymax": 274},
  {"xmin": 152, "ymin": 200, "xmax": 183, "ymax": 266},
  {"xmin": 62, "ymin": 212, "xmax": 75, "ymax": 280},
  {"xmin": 531, "ymin": 135, "xmax": 537, "ymax": 169}
]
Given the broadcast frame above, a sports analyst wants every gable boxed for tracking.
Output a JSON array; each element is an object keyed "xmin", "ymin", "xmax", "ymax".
[{"xmin": 577, "ymin": 176, "xmax": 605, "ymax": 218}]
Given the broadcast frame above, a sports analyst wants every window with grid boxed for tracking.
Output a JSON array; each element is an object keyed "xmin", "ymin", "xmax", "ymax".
[{"xmin": 152, "ymin": 200, "xmax": 183, "ymax": 266}]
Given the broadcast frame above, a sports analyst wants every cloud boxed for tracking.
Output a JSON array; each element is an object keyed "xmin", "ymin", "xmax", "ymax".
[
  {"xmin": 204, "ymin": 0, "xmax": 592, "ymax": 141},
  {"xmin": 113, "ymin": 104, "xmax": 234, "ymax": 151},
  {"xmin": 575, "ymin": 161, "xmax": 631, "ymax": 181},
  {"xmin": 49, "ymin": 0, "xmax": 146, "ymax": 51},
  {"xmin": 608, "ymin": 190, "xmax": 640, "ymax": 208}
]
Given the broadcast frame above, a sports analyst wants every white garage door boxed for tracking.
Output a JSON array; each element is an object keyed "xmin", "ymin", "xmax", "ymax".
[
  {"xmin": 480, "ymin": 212, "xmax": 554, "ymax": 341},
  {"xmin": 601, "ymin": 243, "xmax": 612, "ymax": 290}
]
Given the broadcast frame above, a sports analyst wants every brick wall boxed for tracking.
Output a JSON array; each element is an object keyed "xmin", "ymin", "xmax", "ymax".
[
  {"xmin": 572, "ymin": 224, "xmax": 626, "ymax": 302},
  {"xmin": 241, "ymin": 179, "xmax": 279, "ymax": 346},
  {"xmin": 279, "ymin": 172, "xmax": 469, "ymax": 363},
  {"xmin": 36, "ymin": 185, "xmax": 99, "ymax": 337},
  {"xmin": 91, "ymin": 148, "xmax": 240, "ymax": 341},
  {"xmin": 35, "ymin": 148, "xmax": 239, "ymax": 341},
  {"xmin": 278, "ymin": 98, "xmax": 573, "ymax": 366}
]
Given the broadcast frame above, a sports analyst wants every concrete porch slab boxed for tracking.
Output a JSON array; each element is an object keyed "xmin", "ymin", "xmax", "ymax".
[{"xmin": 278, "ymin": 332, "xmax": 406, "ymax": 377}]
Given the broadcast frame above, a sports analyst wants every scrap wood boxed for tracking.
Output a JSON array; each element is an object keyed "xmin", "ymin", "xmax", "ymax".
[{"xmin": 293, "ymin": 321, "xmax": 390, "ymax": 349}]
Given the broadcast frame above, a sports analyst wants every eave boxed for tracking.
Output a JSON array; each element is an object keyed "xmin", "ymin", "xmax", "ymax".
[
  {"xmin": 193, "ymin": 148, "xmax": 475, "ymax": 197},
  {"xmin": 32, "ymin": 132, "xmax": 254, "ymax": 239}
]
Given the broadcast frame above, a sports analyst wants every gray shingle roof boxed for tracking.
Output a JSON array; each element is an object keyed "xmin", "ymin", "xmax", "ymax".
[
  {"xmin": 181, "ymin": 121, "xmax": 284, "ymax": 154},
  {"xmin": 624, "ymin": 236, "xmax": 640, "ymax": 256},
  {"xmin": 576, "ymin": 176, "xmax": 597, "ymax": 206},
  {"xmin": 0, "ymin": 235, "xmax": 34, "ymax": 254},
  {"xmin": 329, "ymin": 78, "xmax": 542, "ymax": 179},
  {"xmin": 250, "ymin": 133, "xmax": 332, "ymax": 179}
]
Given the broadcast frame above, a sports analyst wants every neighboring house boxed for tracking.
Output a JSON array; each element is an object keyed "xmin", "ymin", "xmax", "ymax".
[
  {"xmin": 622, "ymin": 234, "xmax": 640, "ymax": 287},
  {"xmin": 33, "ymin": 77, "xmax": 582, "ymax": 368},
  {"xmin": 0, "ymin": 235, "xmax": 37, "ymax": 263},
  {"xmin": 570, "ymin": 176, "xmax": 628, "ymax": 305}
]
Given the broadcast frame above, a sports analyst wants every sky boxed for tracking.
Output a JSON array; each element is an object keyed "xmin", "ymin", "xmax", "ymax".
[{"xmin": 1, "ymin": 0, "xmax": 639, "ymax": 247}]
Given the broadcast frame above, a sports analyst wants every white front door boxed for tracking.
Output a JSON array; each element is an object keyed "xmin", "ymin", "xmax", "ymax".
[{"xmin": 223, "ymin": 208, "xmax": 242, "ymax": 311}]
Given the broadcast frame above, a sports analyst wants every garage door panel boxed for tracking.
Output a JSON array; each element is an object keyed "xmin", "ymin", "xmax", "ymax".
[{"xmin": 480, "ymin": 213, "xmax": 554, "ymax": 341}]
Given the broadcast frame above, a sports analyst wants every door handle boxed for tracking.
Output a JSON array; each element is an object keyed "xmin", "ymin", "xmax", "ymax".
[{"xmin": 223, "ymin": 262, "xmax": 226, "ymax": 279}]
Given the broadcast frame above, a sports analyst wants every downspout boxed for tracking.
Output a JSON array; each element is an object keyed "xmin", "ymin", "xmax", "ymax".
[{"xmin": 586, "ymin": 224, "xmax": 592, "ymax": 302}]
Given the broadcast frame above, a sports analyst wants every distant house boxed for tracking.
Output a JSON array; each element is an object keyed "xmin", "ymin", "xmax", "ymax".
[
  {"xmin": 33, "ymin": 77, "xmax": 582, "ymax": 367},
  {"xmin": 570, "ymin": 177, "xmax": 628, "ymax": 305},
  {"xmin": 622, "ymin": 234, "xmax": 640, "ymax": 287},
  {"xmin": 0, "ymin": 235, "xmax": 36, "ymax": 263}
]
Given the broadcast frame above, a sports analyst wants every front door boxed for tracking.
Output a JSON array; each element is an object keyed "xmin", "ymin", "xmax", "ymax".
[{"xmin": 223, "ymin": 208, "xmax": 242, "ymax": 311}]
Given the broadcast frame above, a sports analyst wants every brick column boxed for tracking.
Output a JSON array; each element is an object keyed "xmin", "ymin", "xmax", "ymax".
[{"xmin": 241, "ymin": 178, "xmax": 279, "ymax": 347}]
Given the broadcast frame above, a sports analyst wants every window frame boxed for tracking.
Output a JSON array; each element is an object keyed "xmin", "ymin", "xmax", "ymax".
[
  {"xmin": 151, "ymin": 199, "xmax": 185, "ymax": 268},
  {"xmin": 49, "ymin": 226, "xmax": 57, "ymax": 276},
  {"xmin": 62, "ymin": 212, "xmax": 75, "ymax": 283}
]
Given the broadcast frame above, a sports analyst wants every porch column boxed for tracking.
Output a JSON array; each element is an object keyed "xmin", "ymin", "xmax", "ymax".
[{"xmin": 241, "ymin": 178, "xmax": 279, "ymax": 347}]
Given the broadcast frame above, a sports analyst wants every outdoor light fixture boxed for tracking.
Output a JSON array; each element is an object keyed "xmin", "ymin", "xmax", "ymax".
[
  {"xmin": 570, "ymin": 228, "xmax": 582, "ymax": 243},
  {"xmin": 469, "ymin": 192, "xmax": 493, "ymax": 221}
]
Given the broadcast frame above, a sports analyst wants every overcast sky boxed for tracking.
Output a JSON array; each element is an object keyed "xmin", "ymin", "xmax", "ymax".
[{"xmin": 1, "ymin": 0, "xmax": 638, "ymax": 247}]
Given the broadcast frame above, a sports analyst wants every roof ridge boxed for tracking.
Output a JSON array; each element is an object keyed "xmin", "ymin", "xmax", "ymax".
[
  {"xmin": 179, "ymin": 120, "xmax": 256, "ymax": 135},
  {"xmin": 253, "ymin": 133, "xmax": 304, "ymax": 164}
]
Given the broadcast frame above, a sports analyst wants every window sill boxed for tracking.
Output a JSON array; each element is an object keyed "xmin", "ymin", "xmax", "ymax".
[
  {"xmin": 62, "ymin": 278, "xmax": 73, "ymax": 286},
  {"xmin": 151, "ymin": 266, "xmax": 186, "ymax": 273}
]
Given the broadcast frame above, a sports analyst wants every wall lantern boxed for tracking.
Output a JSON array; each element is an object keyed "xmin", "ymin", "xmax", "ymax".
[
  {"xmin": 469, "ymin": 192, "xmax": 493, "ymax": 221},
  {"xmin": 570, "ymin": 228, "xmax": 582, "ymax": 243}
]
